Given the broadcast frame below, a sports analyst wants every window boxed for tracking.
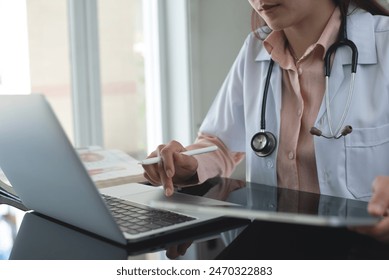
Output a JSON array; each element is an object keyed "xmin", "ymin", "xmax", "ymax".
[
  {"xmin": 0, "ymin": 0, "xmax": 30, "ymax": 96},
  {"xmin": 1, "ymin": 0, "xmax": 192, "ymax": 159},
  {"xmin": 97, "ymin": 0, "xmax": 147, "ymax": 158},
  {"xmin": 25, "ymin": 0, "xmax": 152, "ymax": 159},
  {"xmin": 26, "ymin": 0, "xmax": 74, "ymax": 140}
]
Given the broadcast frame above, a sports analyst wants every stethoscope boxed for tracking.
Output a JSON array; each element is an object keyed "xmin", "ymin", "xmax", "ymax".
[{"xmin": 251, "ymin": 18, "xmax": 359, "ymax": 157}]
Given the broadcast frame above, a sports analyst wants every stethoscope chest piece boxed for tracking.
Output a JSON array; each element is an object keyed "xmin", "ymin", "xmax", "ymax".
[{"xmin": 251, "ymin": 131, "xmax": 277, "ymax": 157}]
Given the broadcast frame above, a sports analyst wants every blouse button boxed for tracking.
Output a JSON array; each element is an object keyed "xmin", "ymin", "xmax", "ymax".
[{"xmin": 288, "ymin": 151, "xmax": 295, "ymax": 160}]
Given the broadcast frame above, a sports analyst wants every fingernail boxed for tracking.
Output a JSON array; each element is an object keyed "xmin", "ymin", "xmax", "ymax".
[
  {"xmin": 165, "ymin": 188, "xmax": 174, "ymax": 196},
  {"xmin": 166, "ymin": 169, "xmax": 174, "ymax": 178}
]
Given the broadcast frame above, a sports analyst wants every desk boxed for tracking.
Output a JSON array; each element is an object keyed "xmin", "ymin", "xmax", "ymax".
[{"xmin": 1, "ymin": 178, "xmax": 389, "ymax": 260}]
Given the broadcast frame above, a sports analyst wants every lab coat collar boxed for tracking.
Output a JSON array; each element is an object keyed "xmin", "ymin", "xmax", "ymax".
[
  {"xmin": 254, "ymin": 8, "xmax": 377, "ymax": 65},
  {"xmin": 339, "ymin": 9, "xmax": 377, "ymax": 66},
  {"xmin": 255, "ymin": 45, "xmax": 272, "ymax": 62}
]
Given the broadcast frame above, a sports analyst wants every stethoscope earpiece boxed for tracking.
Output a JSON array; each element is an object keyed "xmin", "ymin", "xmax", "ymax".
[
  {"xmin": 341, "ymin": 125, "xmax": 353, "ymax": 136},
  {"xmin": 310, "ymin": 127, "xmax": 323, "ymax": 137},
  {"xmin": 251, "ymin": 131, "xmax": 277, "ymax": 157},
  {"xmin": 310, "ymin": 125, "xmax": 353, "ymax": 139}
]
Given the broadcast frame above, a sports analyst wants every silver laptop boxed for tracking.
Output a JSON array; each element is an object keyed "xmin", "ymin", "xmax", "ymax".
[{"xmin": 0, "ymin": 94, "xmax": 225, "ymax": 245}]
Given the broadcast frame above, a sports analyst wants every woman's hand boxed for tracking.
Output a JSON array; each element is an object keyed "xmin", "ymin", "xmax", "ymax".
[
  {"xmin": 142, "ymin": 140, "xmax": 199, "ymax": 196},
  {"xmin": 165, "ymin": 241, "xmax": 193, "ymax": 259},
  {"xmin": 351, "ymin": 176, "xmax": 389, "ymax": 243}
]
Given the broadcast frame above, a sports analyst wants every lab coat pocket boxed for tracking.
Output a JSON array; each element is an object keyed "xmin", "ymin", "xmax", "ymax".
[{"xmin": 345, "ymin": 124, "xmax": 389, "ymax": 199}]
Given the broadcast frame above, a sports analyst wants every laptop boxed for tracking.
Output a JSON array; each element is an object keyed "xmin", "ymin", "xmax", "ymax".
[{"xmin": 0, "ymin": 94, "xmax": 229, "ymax": 245}]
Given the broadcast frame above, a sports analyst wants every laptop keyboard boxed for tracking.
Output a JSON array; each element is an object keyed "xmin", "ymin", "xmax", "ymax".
[{"xmin": 102, "ymin": 194, "xmax": 195, "ymax": 235}]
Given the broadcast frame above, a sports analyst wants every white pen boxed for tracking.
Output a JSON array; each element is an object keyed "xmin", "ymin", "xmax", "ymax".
[{"xmin": 139, "ymin": 145, "xmax": 218, "ymax": 165}]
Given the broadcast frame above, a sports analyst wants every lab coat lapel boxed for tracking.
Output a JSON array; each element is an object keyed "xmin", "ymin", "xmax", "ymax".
[{"xmin": 315, "ymin": 9, "xmax": 376, "ymax": 124}]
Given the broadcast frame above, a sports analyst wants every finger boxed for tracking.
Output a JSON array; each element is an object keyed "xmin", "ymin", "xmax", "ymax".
[
  {"xmin": 369, "ymin": 176, "xmax": 389, "ymax": 216},
  {"xmin": 159, "ymin": 141, "xmax": 186, "ymax": 178},
  {"xmin": 142, "ymin": 168, "xmax": 161, "ymax": 185},
  {"xmin": 352, "ymin": 217, "xmax": 389, "ymax": 243},
  {"xmin": 165, "ymin": 241, "xmax": 193, "ymax": 259},
  {"xmin": 158, "ymin": 160, "xmax": 175, "ymax": 196},
  {"xmin": 142, "ymin": 162, "xmax": 162, "ymax": 186},
  {"xmin": 141, "ymin": 147, "xmax": 164, "ymax": 185},
  {"xmin": 171, "ymin": 153, "xmax": 198, "ymax": 179},
  {"xmin": 166, "ymin": 246, "xmax": 180, "ymax": 259},
  {"xmin": 372, "ymin": 218, "xmax": 389, "ymax": 242},
  {"xmin": 143, "ymin": 171, "xmax": 161, "ymax": 186},
  {"xmin": 177, "ymin": 241, "xmax": 192, "ymax": 255},
  {"xmin": 158, "ymin": 142, "xmax": 186, "ymax": 196}
]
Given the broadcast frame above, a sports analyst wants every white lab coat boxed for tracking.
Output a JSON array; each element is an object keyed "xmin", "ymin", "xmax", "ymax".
[{"xmin": 199, "ymin": 8, "xmax": 389, "ymax": 200}]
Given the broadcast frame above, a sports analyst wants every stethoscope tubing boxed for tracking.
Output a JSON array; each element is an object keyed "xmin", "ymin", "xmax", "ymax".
[
  {"xmin": 260, "ymin": 59, "xmax": 275, "ymax": 131},
  {"xmin": 252, "ymin": 23, "xmax": 359, "ymax": 156},
  {"xmin": 325, "ymin": 72, "xmax": 356, "ymax": 138}
]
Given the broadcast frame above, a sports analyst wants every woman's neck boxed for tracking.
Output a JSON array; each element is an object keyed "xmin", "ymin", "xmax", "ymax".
[{"xmin": 284, "ymin": 4, "xmax": 337, "ymax": 59}]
